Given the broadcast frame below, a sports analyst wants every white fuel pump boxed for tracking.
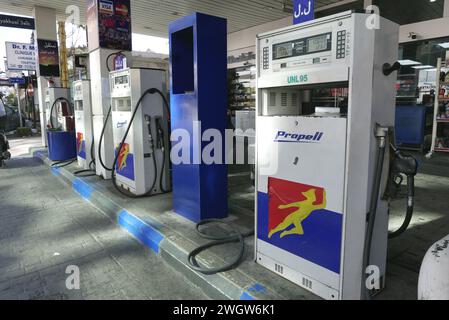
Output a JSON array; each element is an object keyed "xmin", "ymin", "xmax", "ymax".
[
  {"xmin": 73, "ymin": 80, "xmax": 94, "ymax": 170},
  {"xmin": 109, "ymin": 68, "xmax": 171, "ymax": 196},
  {"xmin": 255, "ymin": 11, "xmax": 400, "ymax": 300}
]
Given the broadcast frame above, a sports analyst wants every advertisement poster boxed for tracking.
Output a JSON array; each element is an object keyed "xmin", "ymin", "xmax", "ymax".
[
  {"xmin": 5, "ymin": 42, "xmax": 37, "ymax": 71},
  {"xmin": 97, "ymin": 0, "xmax": 132, "ymax": 51},
  {"xmin": 37, "ymin": 39, "xmax": 60, "ymax": 77}
]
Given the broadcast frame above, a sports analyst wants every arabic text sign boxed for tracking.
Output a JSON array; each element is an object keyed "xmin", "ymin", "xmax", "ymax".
[
  {"xmin": 5, "ymin": 42, "xmax": 37, "ymax": 71},
  {"xmin": 293, "ymin": 0, "xmax": 315, "ymax": 25},
  {"xmin": 37, "ymin": 39, "xmax": 60, "ymax": 77}
]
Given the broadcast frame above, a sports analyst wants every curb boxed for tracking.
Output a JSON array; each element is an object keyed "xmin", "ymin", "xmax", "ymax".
[{"xmin": 33, "ymin": 150, "xmax": 281, "ymax": 300}]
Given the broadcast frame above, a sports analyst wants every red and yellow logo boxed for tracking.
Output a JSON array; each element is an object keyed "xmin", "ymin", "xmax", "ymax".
[
  {"xmin": 117, "ymin": 143, "xmax": 130, "ymax": 171},
  {"xmin": 268, "ymin": 178, "xmax": 326, "ymax": 239},
  {"xmin": 76, "ymin": 132, "xmax": 84, "ymax": 153}
]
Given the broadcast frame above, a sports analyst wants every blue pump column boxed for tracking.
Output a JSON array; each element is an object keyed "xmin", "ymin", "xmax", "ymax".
[{"xmin": 169, "ymin": 13, "xmax": 228, "ymax": 223}]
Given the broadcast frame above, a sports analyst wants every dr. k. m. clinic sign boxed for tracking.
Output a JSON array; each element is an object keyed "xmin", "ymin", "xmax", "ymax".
[{"xmin": 5, "ymin": 42, "xmax": 37, "ymax": 71}]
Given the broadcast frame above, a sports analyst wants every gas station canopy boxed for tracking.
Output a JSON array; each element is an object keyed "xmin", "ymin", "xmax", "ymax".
[{"xmin": 0, "ymin": 0, "xmax": 346, "ymax": 37}]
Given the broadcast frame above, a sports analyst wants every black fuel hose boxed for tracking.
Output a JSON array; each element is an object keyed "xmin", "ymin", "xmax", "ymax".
[
  {"xmin": 388, "ymin": 144, "xmax": 417, "ymax": 239},
  {"xmin": 156, "ymin": 120, "xmax": 172, "ymax": 194},
  {"xmin": 51, "ymin": 158, "xmax": 76, "ymax": 168},
  {"xmin": 89, "ymin": 136, "xmax": 96, "ymax": 171},
  {"xmin": 49, "ymin": 97, "xmax": 73, "ymax": 129},
  {"xmin": 363, "ymin": 133, "xmax": 387, "ymax": 300},
  {"xmin": 74, "ymin": 135, "xmax": 97, "ymax": 176},
  {"xmin": 154, "ymin": 88, "xmax": 171, "ymax": 193},
  {"xmin": 97, "ymin": 105, "xmax": 113, "ymax": 172},
  {"xmin": 187, "ymin": 219, "xmax": 254, "ymax": 275},
  {"xmin": 106, "ymin": 51, "xmax": 123, "ymax": 73},
  {"xmin": 389, "ymin": 176, "xmax": 415, "ymax": 239}
]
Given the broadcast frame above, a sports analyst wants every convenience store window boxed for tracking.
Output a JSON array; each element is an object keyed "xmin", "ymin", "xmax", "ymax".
[{"xmin": 397, "ymin": 37, "xmax": 449, "ymax": 104}]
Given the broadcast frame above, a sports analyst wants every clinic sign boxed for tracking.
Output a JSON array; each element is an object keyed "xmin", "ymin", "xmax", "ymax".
[
  {"xmin": 293, "ymin": 0, "xmax": 315, "ymax": 25},
  {"xmin": 5, "ymin": 42, "xmax": 37, "ymax": 71}
]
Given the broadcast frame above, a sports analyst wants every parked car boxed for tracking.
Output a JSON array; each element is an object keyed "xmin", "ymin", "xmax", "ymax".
[{"xmin": 0, "ymin": 98, "xmax": 22, "ymax": 132}]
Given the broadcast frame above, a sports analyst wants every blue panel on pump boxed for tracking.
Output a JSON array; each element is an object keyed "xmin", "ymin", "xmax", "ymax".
[{"xmin": 169, "ymin": 13, "xmax": 228, "ymax": 223}]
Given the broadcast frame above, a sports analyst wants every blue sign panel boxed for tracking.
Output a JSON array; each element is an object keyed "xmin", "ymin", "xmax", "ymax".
[
  {"xmin": 0, "ymin": 14, "xmax": 35, "ymax": 30},
  {"xmin": 293, "ymin": 0, "xmax": 315, "ymax": 25},
  {"xmin": 9, "ymin": 77, "xmax": 25, "ymax": 85}
]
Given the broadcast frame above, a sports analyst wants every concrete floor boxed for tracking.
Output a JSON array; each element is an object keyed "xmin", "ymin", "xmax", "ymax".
[
  {"xmin": 2, "ymin": 136, "xmax": 449, "ymax": 300},
  {"xmin": 0, "ymin": 138, "xmax": 208, "ymax": 300}
]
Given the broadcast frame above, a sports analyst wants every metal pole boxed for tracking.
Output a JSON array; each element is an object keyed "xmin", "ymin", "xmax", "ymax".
[{"xmin": 15, "ymin": 83, "xmax": 23, "ymax": 127}]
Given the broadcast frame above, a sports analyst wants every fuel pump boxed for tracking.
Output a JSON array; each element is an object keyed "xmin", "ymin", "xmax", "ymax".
[
  {"xmin": 93, "ymin": 50, "xmax": 131, "ymax": 179},
  {"xmin": 45, "ymin": 87, "xmax": 77, "ymax": 162},
  {"xmin": 254, "ymin": 11, "xmax": 401, "ymax": 300},
  {"xmin": 73, "ymin": 80, "xmax": 94, "ymax": 171},
  {"xmin": 45, "ymin": 87, "xmax": 71, "ymax": 131},
  {"xmin": 109, "ymin": 67, "xmax": 171, "ymax": 197}
]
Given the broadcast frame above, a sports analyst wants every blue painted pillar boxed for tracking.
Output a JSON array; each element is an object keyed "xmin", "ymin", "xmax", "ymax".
[{"xmin": 169, "ymin": 13, "xmax": 228, "ymax": 223}]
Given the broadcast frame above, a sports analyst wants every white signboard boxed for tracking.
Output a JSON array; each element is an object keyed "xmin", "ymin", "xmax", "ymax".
[{"xmin": 5, "ymin": 42, "xmax": 37, "ymax": 71}]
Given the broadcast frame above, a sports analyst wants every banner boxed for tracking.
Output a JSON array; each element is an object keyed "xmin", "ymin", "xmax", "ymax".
[
  {"xmin": 293, "ymin": 0, "xmax": 315, "ymax": 25},
  {"xmin": 0, "ymin": 14, "xmax": 35, "ymax": 30},
  {"xmin": 37, "ymin": 39, "xmax": 60, "ymax": 77},
  {"xmin": 87, "ymin": 0, "xmax": 132, "ymax": 52},
  {"xmin": 5, "ymin": 42, "xmax": 37, "ymax": 71}
]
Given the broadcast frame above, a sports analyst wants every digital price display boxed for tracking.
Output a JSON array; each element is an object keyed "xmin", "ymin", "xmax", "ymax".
[{"xmin": 273, "ymin": 32, "xmax": 332, "ymax": 60}]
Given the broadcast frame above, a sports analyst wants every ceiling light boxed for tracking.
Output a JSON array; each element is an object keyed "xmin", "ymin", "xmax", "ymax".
[
  {"xmin": 412, "ymin": 65, "xmax": 434, "ymax": 69},
  {"xmin": 430, "ymin": 0, "xmax": 437, "ymax": 3},
  {"xmin": 398, "ymin": 60, "xmax": 421, "ymax": 66},
  {"xmin": 438, "ymin": 42, "xmax": 449, "ymax": 49}
]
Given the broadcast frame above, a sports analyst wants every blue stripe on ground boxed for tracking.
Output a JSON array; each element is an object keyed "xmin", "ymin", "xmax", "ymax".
[{"xmin": 118, "ymin": 209, "xmax": 164, "ymax": 254}]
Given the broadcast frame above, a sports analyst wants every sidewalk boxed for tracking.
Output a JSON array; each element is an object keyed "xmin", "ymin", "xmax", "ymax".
[{"xmin": 0, "ymin": 152, "xmax": 207, "ymax": 299}]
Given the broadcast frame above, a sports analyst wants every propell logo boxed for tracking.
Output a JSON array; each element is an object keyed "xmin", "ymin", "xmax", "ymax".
[
  {"xmin": 117, "ymin": 120, "xmax": 128, "ymax": 129},
  {"xmin": 274, "ymin": 131, "xmax": 324, "ymax": 143}
]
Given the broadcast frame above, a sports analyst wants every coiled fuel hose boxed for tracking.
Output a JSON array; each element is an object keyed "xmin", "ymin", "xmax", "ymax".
[{"xmin": 187, "ymin": 219, "xmax": 254, "ymax": 275}]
